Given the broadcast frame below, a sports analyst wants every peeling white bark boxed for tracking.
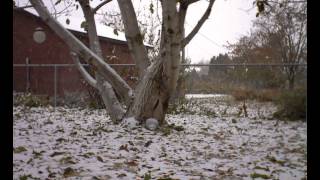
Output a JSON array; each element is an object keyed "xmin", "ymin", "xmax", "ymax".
[
  {"xmin": 99, "ymin": 81, "xmax": 126, "ymax": 122},
  {"xmin": 71, "ymin": 53, "xmax": 125, "ymax": 122},
  {"xmin": 116, "ymin": 0, "xmax": 150, "ymax": 77}
]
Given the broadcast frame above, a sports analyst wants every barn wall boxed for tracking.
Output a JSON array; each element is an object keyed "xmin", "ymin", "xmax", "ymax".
[{"xmin": 13, "ymin": 9, "xmax": 137, "ymax": 98}]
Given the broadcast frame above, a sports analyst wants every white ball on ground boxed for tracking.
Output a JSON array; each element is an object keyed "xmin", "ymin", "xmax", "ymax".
[{"xmin": 145, "ymin": 118, "xmax": 159, "ymax": 131}]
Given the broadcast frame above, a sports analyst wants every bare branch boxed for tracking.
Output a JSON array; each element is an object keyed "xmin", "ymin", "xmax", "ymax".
[
  {"xmin": 78, "ymin": 0, "xmax": 103, "ymax": 58},
  {"xmin": 181, "ymin": 0, "xmax": 215, "ymax": 48},
  {"xmin": 70, "ymin": 52, "xmax": 98, "ymax": 89},
  {"xmin": 100, "ymin": 81, "xmax": 126, "ymax": 122},
  {"xmin": 29, "ymin": 0, "xmax": 133, "ymax": 103},
  {"xmin": 181, "ymin": 0, "xmax": 200, "ymax": 7},
  {"xmin": 178, "ymin": 4, "xmax": 188, "ymax": 36},
  {"xmin": 116, "ymin": 0, "xmax": 150, "ymax": 77},
  {"xmin": 55, "ymin": 1, "xmax": 74, "ymax": 17},
  {"xmin": 93, "ymin": 0, "xmax": 112, "ymax": 14}
]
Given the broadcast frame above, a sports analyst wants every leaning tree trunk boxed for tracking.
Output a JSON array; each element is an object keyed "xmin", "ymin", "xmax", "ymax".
[
  {"xmin": 76, "ymin": 0, "xmax": 126, "ymax": 122},
  {"xmin": 29, "ymin": 0, "xmax": 131, "ymax": 122}
]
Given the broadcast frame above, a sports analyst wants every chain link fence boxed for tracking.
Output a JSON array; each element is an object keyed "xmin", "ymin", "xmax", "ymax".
[{"xmin": 13, "ymin": 63, "xmax": 307, "ymax": 108}]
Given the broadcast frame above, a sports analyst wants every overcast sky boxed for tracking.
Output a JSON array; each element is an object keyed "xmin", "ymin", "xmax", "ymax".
[
  {"xmin": 17, "ymin": 0, "xmax": 257, "ymax": 63},
  {"xmin": 185, "ymin": 0, "xmax": 256, "ymax": 63}
]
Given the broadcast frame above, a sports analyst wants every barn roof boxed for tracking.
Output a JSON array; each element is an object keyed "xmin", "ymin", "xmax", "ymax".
[{"xmin": 14, "ymin": 9, "xmax": 153, "ymax": 48}]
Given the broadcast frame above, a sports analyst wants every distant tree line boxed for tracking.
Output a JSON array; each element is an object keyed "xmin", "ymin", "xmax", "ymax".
[{"xmin": 184, "ymin": 0, "xmax": 306, "ymax": 93}]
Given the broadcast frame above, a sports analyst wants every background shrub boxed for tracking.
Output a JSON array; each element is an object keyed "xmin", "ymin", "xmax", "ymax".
[
  {"xmin": 273, "ymin": 88, "xmax": 306, "ymax": 121},
  {"xmin": 13, "ymin": 93, "xmax": 49, "ymax": 107}
]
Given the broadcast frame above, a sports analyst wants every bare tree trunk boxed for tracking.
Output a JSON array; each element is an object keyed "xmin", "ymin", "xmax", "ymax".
[
  {"xmin": 117, "ymin": 0, "xmax": 150, "ymax": 77},
  {"xmin": 30, "ymin": 0, "xmax": 129, "ymax": 122},
  {"xmin": 78, "ymin": 0, "xmax": 126, "ymax": 121},
  {"xmin": 128, "ymin": 0, "xmax": 182, "ymax": 125},
  {"xmin": 30, "ymin": 0, "xmax": 215, "ymax": 127},
  {"xmin": 128, "ymin": 59, "xmax": 168, "ymax": 124}
]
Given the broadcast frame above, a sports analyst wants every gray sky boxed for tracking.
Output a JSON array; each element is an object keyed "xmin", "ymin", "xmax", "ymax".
[
  {"xmin": 17, "ymin": 0, "xmax": 257, "ymax": 63},
  {"xmin": 185, "ymin": 0, "xmax": 256, "ymax": 63}
]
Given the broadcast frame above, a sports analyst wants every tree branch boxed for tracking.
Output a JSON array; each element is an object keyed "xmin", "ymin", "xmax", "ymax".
[
  {"xmin": 181, "ymin": 0, "xmax": 200, "ymax": 7},
  {"xmin": 181, "ymin": 0, "xmax": 215, "ymax": 48},
  {"xmin": 93, "ymin": 0, "xmax": 112, "ymax": 14},
  {"xmin": 70, "ymin": 52, "xmax": 97, "ymax": 89},
  {"xmin": 116, "ymin": 0, "xmax": 150, "ymax": 77},
  {"xmin": 100, "ymin": 81, "xmax": 126, "ymax": 122},
  {"xmin": 79, "ymin": 0, "xmax": 134, "ymax": 108},
  {"xmin": 29, "ymin": 0, "xmax": 133, "ymax": 103},
  {"xmin": 179, "ymin": 4, "xmax": 188, "ymax": 30},
  {"xmin": 78, "ymin": 0, "xmax": 103, "ymax": 58}
]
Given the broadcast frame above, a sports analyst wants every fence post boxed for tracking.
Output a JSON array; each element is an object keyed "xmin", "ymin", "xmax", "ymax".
[
  {"xmin": 26, "ymin": 58, "xmax": 30, "ymax": 92},
  {"xmin": 54, "ymin": 65, "xmax": 57, "ymax": 110}
]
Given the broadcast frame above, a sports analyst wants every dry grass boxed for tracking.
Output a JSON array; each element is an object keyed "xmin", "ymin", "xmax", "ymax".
[{"xmin": 231, "ymin": 88, "xmax": 282, "ymax": 102}]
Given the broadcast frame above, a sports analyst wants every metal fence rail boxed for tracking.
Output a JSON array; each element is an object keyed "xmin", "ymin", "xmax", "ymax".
[
  {"xmin": 13, "ymin": 63, "xmax": 308, "ymax": 67},
  {"xmin": 13, "ymin": 63, "xmax": 307, "ymax": 109},
  {"xmin": 180, "ymin": 63, "xmax": 307, "ymax": 67}
]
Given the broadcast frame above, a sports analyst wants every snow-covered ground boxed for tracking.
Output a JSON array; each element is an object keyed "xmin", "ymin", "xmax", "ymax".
[
  {"xmin": 185, "ymin": 94, "xmax": 231, "ymax": 99},
  {"xmin": 13, "ymin": 96, "xmax": 307, "ymax": 180}
]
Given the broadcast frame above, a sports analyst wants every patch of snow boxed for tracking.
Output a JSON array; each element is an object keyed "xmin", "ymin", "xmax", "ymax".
[
  {"xmin": 121, "ymin": 117, "xmax": 139, "ymax": 129},
  {"xmin": 185, "ymin": 94, "xmax": 232, "ymax": 99},
  {"xmin": 13, "ymin": 98, "xmax": 307, "ymax": 179}
]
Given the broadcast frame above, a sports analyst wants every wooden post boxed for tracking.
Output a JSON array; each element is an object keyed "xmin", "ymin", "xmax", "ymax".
[
  {"xmin": 26, "ymin": 57, "xmax": 30, "ymax": 92},
  {"xmin": 54, "ymin": 65, "xmax": 57, "ymax": 109}
]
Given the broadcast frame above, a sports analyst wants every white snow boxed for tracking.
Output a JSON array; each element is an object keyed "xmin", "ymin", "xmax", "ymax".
[
  {"xmin": 58, "ymin": 15, "xmax": 127, "ymax": 42},
  {"xmin": 13, "ymin": 98, "xmax": 307, "ymax": 179},
  {"xmin": 185, "ymin": 93, "xmax": 232, "ymax": 99},
  {"xmin": 121, "ymin": 117, "xmax": 139, "ymax": 129}
]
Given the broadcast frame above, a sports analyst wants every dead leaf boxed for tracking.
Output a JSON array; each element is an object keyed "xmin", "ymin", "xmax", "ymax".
[
  {"xmin": 119, "ymin": 144, "xmax": 129, "ymax": 152},
  {"xmin": 49, "ymin": 151, "xmax": 65, "ymax": 157},
  {"xmin": 144, "ymin": 140, "xmax": 153, "ymax": 147},
  {"xmin": 126, "ymin": 160, "xmax": 138, "ymax": 166},
  {"xmin": 63, "ymin": 167, "xmax": 78, "ymax": 178},
  {"xmin": 14, "ymin": 146, "xmax": 27, "ymax": 153},
  {"xmin": 97, "ymin": 156, "xmax": 103, "ymax": 162},
  {"xmin": 117, "ymin": 173, "xmax": 127, "ymax": 177}
]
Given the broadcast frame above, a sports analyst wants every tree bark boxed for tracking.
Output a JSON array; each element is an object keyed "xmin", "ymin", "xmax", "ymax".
[
  {"xmin": 29, "ymin": 0, "xmax": 133, "ymax": 105},
  {"xmin": 30, "ymin": 0, "xmax": 215, "ymax": 127},
  {"xmin": 71, "ymin": 52, "xmax": 125, "ymax": 121},
  {"xmin": 78, "ymin": 0, "xmax": 126, "ymax": 121},
  {"xmin": 30, "ymin": 0, "xmax": 128, "ymax": 122},
  {"xmin": 128, "ymin": 0, "xmax": 182, "ymax": 125},
  {"xmin": 117, "ymin": 0, "xmax": 150, "ymax": 77}
]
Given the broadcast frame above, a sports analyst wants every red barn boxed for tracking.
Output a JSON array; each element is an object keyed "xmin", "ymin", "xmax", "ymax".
[{"xmin": 13, "ymin": 9, "xmax": 149, "ymax": 99}]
